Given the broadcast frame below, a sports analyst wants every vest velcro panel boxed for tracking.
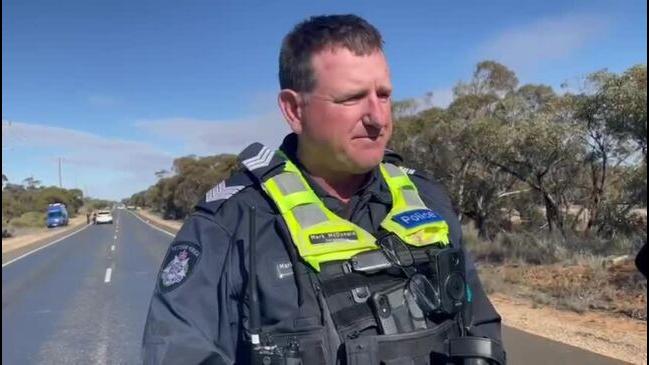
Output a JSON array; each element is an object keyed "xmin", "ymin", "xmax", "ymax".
[{"xmin": 379, "ymin": 163, "xmax": 450, "ymax": 247}]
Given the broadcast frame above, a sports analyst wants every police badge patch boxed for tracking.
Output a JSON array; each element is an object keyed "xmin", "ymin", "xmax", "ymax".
[{"xmin": 159, "ymin": 241, "xmax": 202, "ymax": 293}]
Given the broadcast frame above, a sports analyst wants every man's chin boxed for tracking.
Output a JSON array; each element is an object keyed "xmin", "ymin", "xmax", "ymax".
[{"xmin": 348, "ymin": 154, "xmax": 384, "ymax": 173}]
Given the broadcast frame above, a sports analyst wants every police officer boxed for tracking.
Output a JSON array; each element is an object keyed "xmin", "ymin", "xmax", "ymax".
[{"xmin": 143, "ymin": 14, "xmax": 505, "ymax": 364}]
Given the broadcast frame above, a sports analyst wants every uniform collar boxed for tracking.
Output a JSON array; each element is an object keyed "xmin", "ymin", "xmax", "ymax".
[{"xmin": 278, "ymin": 133, "xmax": 392, "ymax": 207}]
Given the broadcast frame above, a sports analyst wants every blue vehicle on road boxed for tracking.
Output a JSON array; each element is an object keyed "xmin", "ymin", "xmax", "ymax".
[{"xmin": 46, "ymin": 203, "xmax": 69, "ymax": 228}]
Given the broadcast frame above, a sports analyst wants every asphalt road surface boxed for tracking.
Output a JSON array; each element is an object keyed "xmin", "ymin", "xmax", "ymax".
[{"xmin": 2, "ymin": 210, "xmax": 630, "ymax": 364}]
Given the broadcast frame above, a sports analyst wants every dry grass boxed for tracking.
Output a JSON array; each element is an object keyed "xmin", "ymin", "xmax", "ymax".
[
  {"xmin": 477, "ymin": 262, "xmax": 647, "ymax": 320},
  {"xmin": 464, "ymin": 223, "xmax": 646, "ymax": 264},
  {"xmin": 9, "ymin": 211, "xmax": 46, "ymax": 228},
  {"xmin": 466, "ymin": 224, "xmax": 647, "ymax": 320}
]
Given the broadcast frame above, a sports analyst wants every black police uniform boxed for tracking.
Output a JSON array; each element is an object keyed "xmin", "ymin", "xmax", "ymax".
[{"xmin": 142, "ymin": 133, "xmax": 503, "ymax": 364}]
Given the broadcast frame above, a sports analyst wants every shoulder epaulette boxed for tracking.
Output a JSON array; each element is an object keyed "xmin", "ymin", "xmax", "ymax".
[
  {"xmin": 383, "ymin": 148, "xmax": 404, "ymax": 165},
  {"xmin": 238, "ymin": 142, "xmax": 286, "ymax": 182},
  {"xmin": 195, "ymin": 142, "xmax": 288, "ymax": 215},
  {"xmin": 383, "ymin": 148, "xmax": 429, "ymax": 179},
  {"xmin": 195, "ymin": 170, "xmax": 253, "ymax": 214}
]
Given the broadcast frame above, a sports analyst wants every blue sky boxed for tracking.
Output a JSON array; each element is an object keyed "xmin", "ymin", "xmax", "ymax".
[{"xmin": 2, "ymin": 0, "xmax": 646, "ymax": 200}]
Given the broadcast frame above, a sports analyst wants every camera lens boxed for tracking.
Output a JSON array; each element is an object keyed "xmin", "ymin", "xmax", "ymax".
[
  {"xmin": 445, "ymin": 273, "xmax": 466, "ymax": 301},
  {"xmin": 451, "ymin": 253, "xmax": 460, "ymax": 266}
]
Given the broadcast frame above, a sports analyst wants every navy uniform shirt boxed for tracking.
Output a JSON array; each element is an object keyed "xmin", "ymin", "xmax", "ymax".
[{"xmin": 142, "ymin": 134, "xmax": 502, "ymax": 364}]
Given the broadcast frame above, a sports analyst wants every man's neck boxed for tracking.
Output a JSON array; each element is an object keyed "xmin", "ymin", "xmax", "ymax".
[{"xmin": 296, "ymin": 141, "xmax": 369, "ymax": 204}]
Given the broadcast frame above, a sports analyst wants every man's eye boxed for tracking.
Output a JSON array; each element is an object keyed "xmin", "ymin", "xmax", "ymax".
[
  {"xmin": 337, "ymin": 96, "xmax": 362, "ymax": 105},
  {"xmin": 378, "ymin": 93, "xmax": 391, "ymax": 102}
]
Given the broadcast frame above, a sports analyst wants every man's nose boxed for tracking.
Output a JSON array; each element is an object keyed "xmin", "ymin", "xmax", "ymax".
[{"xmin": 362, "ymin": 94, "xmax": 388, "ymax": 128}]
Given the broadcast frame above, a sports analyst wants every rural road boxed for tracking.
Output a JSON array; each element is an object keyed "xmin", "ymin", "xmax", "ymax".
[{"xmin": 2, "ymin": 209, "xmax": 630, "ymax": 364}]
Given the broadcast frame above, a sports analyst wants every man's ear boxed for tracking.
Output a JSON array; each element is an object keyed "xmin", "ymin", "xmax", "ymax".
[{"xmin": 278, "ymin": 89, "xmax": 305, "ymax": 134}]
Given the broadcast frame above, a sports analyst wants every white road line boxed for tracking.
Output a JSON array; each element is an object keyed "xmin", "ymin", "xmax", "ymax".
[
  {"xmin": 2, "ymin": 224, "xmax": 92, "ymax": 268},
  {"xmin": 114, "ymin": 235, "xmax": 117, "ymax": 240},
  {"xmin": 104, "ymin": 268, "xmax": 112, "ymax": 283},
  {"xmin": 111, "ymin": 245, "xmax": 115, "ymax": 251},
  {"xmin": 127, "ymin": 211, "xmax": 175, "ymax": 237}
]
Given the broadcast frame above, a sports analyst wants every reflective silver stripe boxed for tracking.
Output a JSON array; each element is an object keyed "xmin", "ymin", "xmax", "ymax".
[
  {"xmin": 242, "ymin": 145, "xmax": 274, "ymax": 170},
  {"xmin": 402, "ymin": 188, "xmax": 424, "ymax": 207},
  {"xmin": 400, "ymin": 166, "xmax": 416, "ymax": 175},
  {"xmin": 205, "ymin": 181, "xmax": 246, "ymax": 202},
  {"xmin": 274, "ymin": 172, "xmax": 306, "ymax": 195},
  {"xmin": 293, "ymin": 204, "xmax": 328, "ymax": 228},
  {"xmin": 384, "ymin": 163, "xmax": 404, "ymax": 178}
]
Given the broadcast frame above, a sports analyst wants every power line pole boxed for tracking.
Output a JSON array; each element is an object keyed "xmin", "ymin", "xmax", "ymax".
[{"xmin": 58, "ymin": 157, "xmax": 62, "ymax": 188}]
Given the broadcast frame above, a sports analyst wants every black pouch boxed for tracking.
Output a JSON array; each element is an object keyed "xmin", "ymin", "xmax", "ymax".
[{"xmin": 343, "ymin": 320, "xmax": 458, "ymax": 365}]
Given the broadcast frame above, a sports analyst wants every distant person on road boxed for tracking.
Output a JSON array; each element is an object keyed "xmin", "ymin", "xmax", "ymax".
[
  {"xmin": 92, "ymin": 212, "xmax": 97, "ymax": 225},
  {"xmin": 86, "ymin": 212, "xmax": 91, "ymax": 225},
  {"xmin": 142, "ymin": 14, "xmax": 505, "ymax": 364}
]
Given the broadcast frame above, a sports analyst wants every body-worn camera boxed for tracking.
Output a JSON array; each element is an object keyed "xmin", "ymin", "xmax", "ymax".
[
  {"xmin": 425, "ymin": 246, "xmax": 466, "ymax": 315},
  {"xmin": 374, "ymin": 233, "xmax": 467, "ymax": 317}
]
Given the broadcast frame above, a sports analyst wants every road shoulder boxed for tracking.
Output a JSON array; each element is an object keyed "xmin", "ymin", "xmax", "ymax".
[
  {"xmin": 491, "ymin": 293, "xmax": 645, "ymax": 365},
  {"xmin": 130, "ymin": 209, "xmax": 182, "ymax": 235},
  {"xmin": 2, "ymin": 216, "xmax": 89, "ymax": 265}
]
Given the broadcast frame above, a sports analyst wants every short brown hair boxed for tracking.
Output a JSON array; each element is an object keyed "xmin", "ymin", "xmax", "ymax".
[{"xmin": 279, "ymin": 14, "xmax": 384, "ymax": 92}]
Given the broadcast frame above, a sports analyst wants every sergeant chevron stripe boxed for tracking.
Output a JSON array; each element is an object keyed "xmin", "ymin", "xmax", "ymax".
[
  {"xmin": 400, "ymin": 167, "xmax": 416, "ymax": 175},
  {"xmin": 205, "ymin": 181, "xmax": 245, "ymax": 202},
  {"xmin": 242, "ymin": 145, "xmax": 274, "ymax": 170}
]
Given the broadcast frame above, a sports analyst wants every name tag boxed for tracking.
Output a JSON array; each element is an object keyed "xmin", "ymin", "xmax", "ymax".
[{"xmin": 309, "ymin": 231, "xmax": 358, "ymax": 244}]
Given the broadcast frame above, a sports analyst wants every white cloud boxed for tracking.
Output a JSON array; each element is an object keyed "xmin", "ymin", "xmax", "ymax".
[
  {"xmin": 2, "ymin": 121, "xmax": 173, "ymax": 200},
  {"xmin": 136, "ymin": 110, "xmax": 291, "ymax": 155},
  {"xmin": 478, "ymin": 14, "xmax": 610, "ymax": 72}
]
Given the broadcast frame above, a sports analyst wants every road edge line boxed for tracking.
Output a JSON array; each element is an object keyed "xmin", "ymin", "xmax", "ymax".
[
  {"xmin": 126, "ymin": 210, "xmax": 176, "ymax": 237},
  {"xmin": 2, "ymin": 223, "xmax": 92, "ymax": 268}
]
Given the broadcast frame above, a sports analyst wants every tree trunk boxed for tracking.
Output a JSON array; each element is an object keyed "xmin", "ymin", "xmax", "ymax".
[
  {"xmin": 456, "ymin": 160, "xmax": 471, "ymax": 222},
  {"xmin": 543, "ymin": 192, "xmax": 565, "ymax": 236},
  {"xmin": 475, "ymin": 214, "xmax": 491, "ymax": 240},
  {"xmin": 586, "ymin": 150, "xmax": 607, "ymax": 233}
]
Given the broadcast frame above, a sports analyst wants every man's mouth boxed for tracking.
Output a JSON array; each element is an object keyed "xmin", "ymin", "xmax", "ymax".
[{"xmin": 353, "ymin": 134, "xmax": 382, "ymax": 140}]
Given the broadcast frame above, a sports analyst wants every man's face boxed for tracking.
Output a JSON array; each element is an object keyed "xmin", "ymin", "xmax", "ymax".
[{"xmin": 300, "ymin": 47, "xmax": 393, "ymax": 174}]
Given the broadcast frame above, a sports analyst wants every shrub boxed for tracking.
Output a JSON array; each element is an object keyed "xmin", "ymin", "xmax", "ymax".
[
  {"xmin": 10, "ymin": 211, "xmax": 46, "ymax": 228},
  {"xmin": 465, "ymin": 224, "xmax": 646, "ymax": 265}
]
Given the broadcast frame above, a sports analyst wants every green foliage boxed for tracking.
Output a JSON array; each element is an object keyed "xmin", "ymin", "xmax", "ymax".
[
  {"xmin": 2, "ymin": 183, "xmax": 85, "ymax": 224},
  {"xmin": 453, "ymin": 61, "xmax": 518, "ymax": 98},
  {"xmin": 35, "ymin": 187, "xmax": 84, "ymax": 214},
  {"xmin": 592, "ymin": 65, "xmax": 647, "ymax": 157},
  {"xmin": 390, "ymin": 61, "xmax": 646, "ymax": 241},
  {"xmin": 126, "ymin": 154, "xmax": 239, "ymax": 219},
  {"xmin": 11, "ymin": 211, "xmax": 46, "ymax": 228}
]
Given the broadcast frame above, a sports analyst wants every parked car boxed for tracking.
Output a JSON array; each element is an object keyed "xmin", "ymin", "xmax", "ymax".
[
  {"xmin": 95, "ymin": 210, "xmax": 113, "ymax": 224},
  {"xmin": 47, "ymin": 203, "xmax": 69, "ymax": 228}
]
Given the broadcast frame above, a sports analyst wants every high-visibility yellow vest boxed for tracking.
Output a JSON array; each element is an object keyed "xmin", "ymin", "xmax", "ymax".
[{"xmin": 261, "ymin": 157, "xmax": 450, "ymax": 271}]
